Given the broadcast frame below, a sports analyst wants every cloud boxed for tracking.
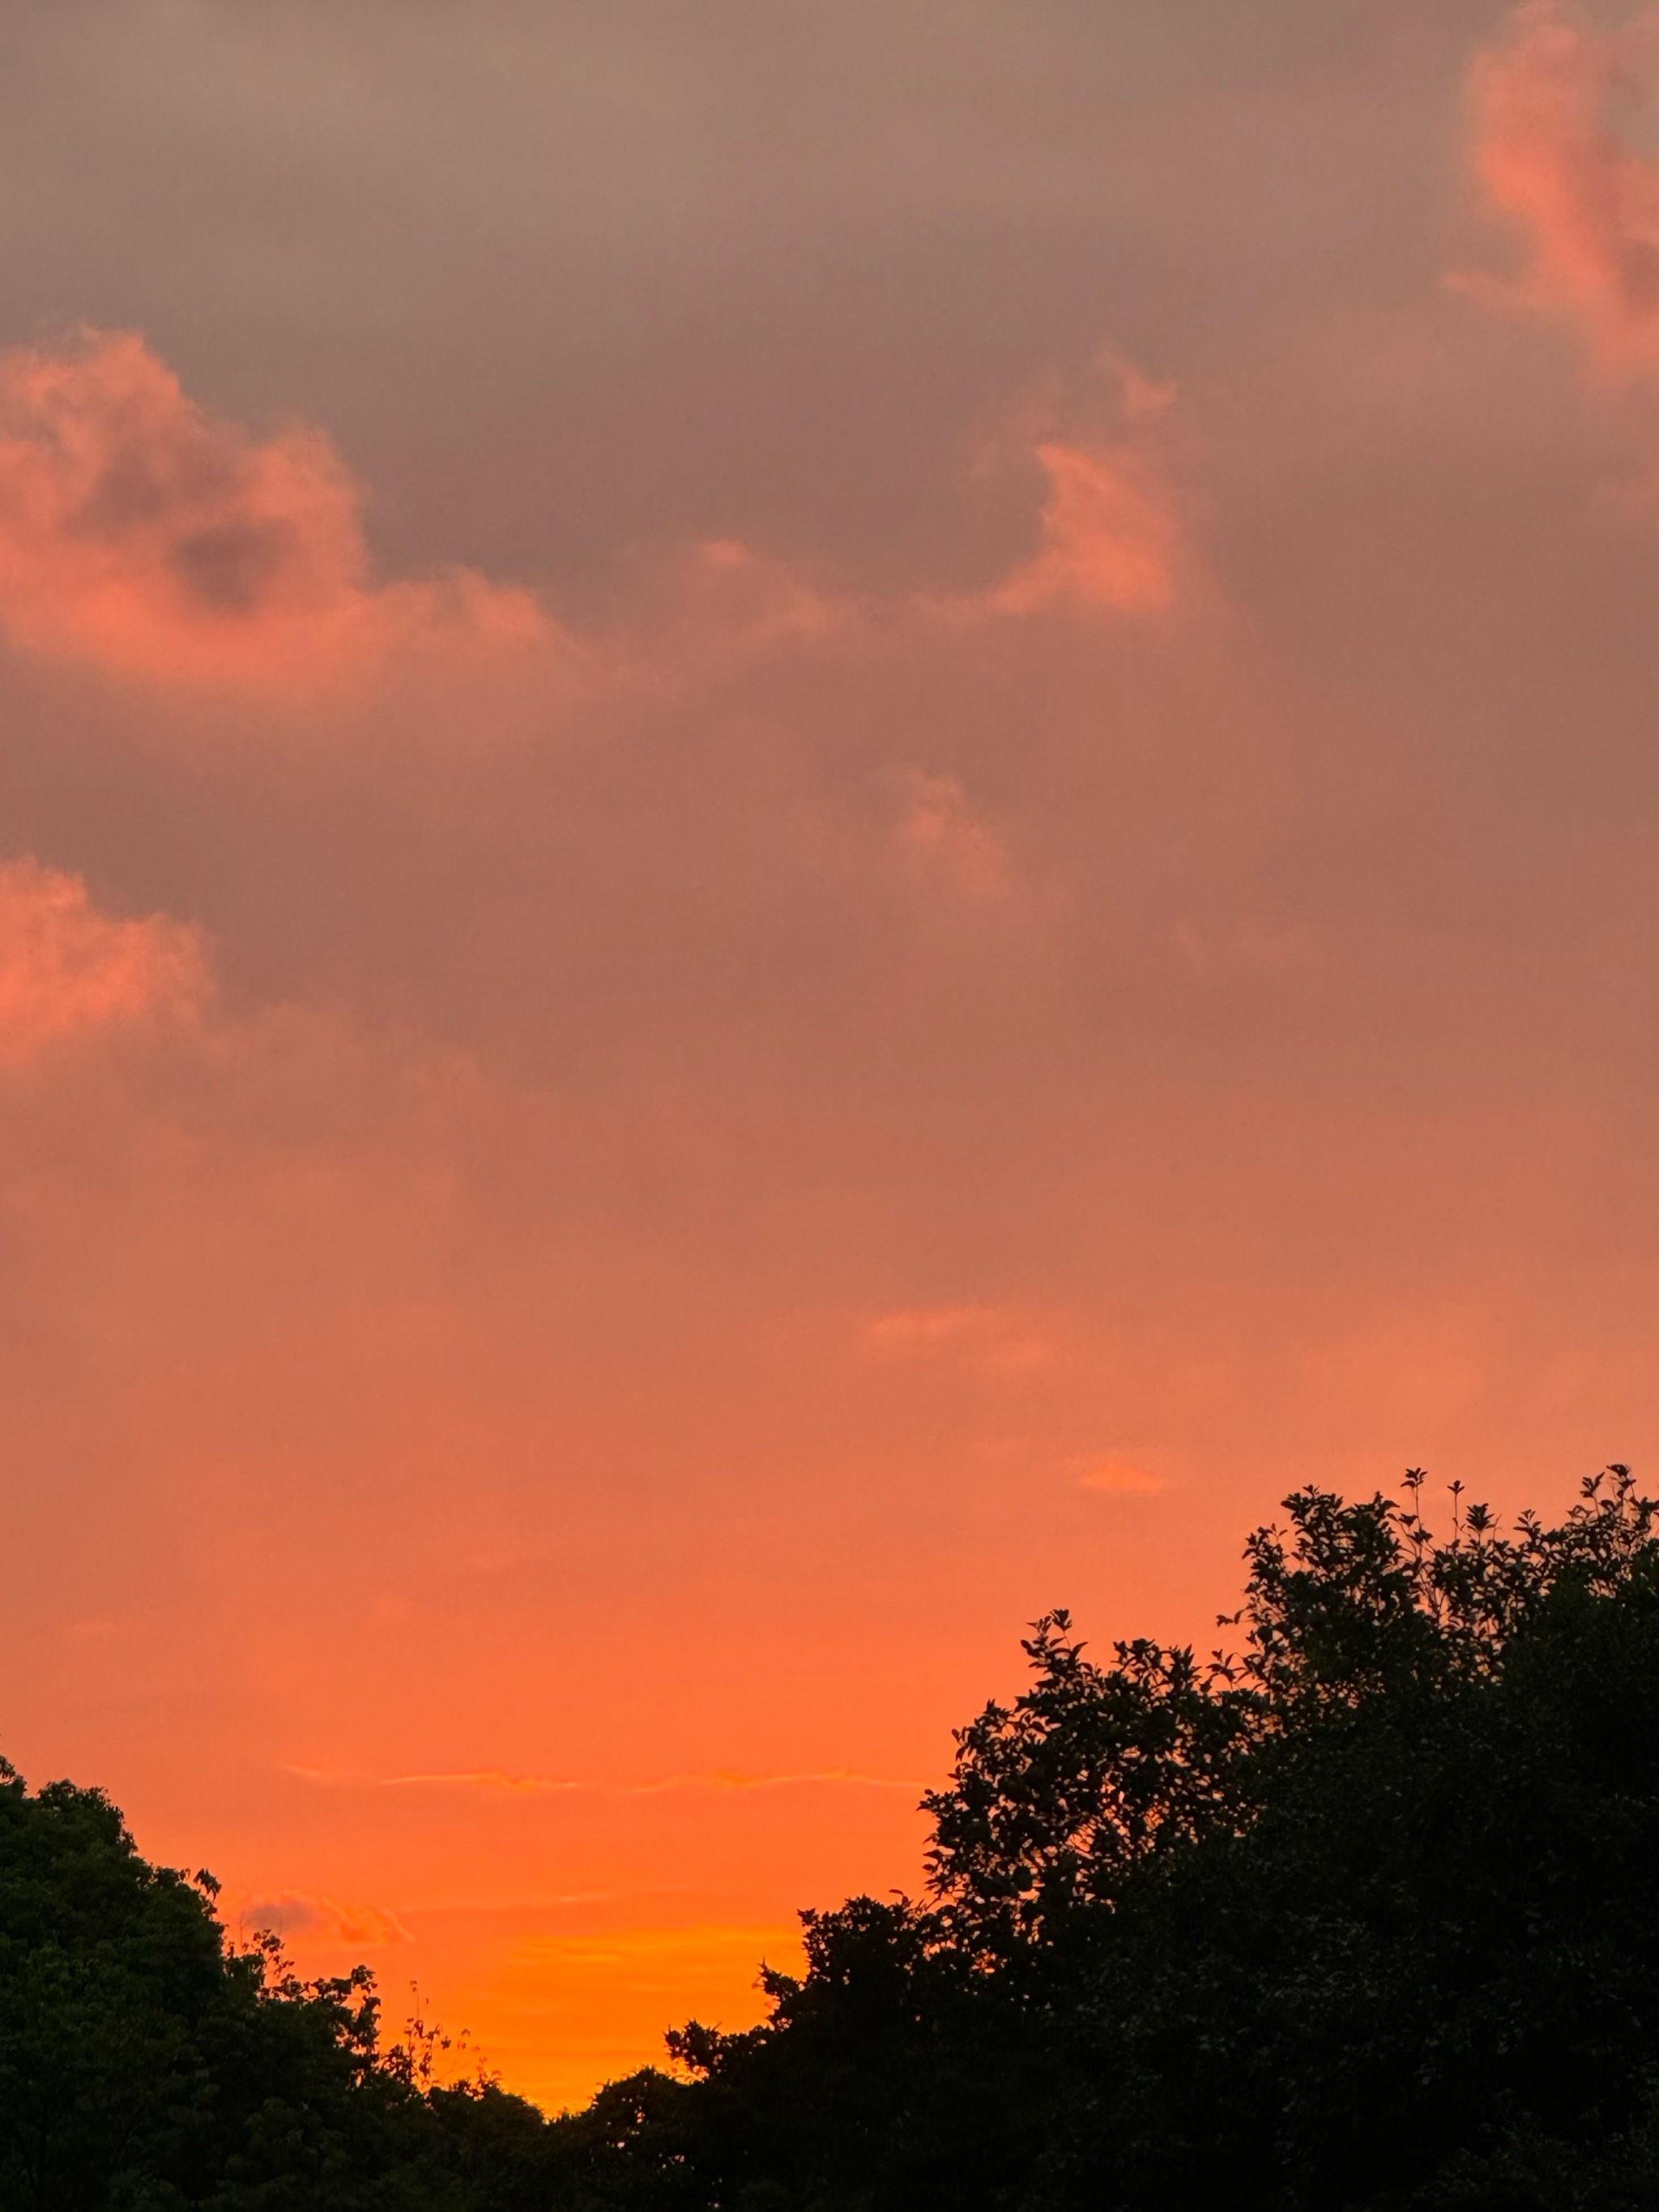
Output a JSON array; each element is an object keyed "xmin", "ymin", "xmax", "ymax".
[
  {"xmin": 677, "ymin": 538, "xmax": 847, "ymax": 650},
  {"xmin": 924, "ymin": 354, "xmax": 1183, "ymax": 623},
  {"xmin": 0, "ymin": 328, "xmax": 1180, "ymax": 711},
  {"xmin": 987, "ymin": 438, "xmax": 1179, "ymax": 617},
  {"xmin": 0, "ymin": 856, "xmax": 206, "ymax": 1064},
  {"xmin": 1469, "ymin": 1, "xmax": 1659, "ymax": 374},
  {"xmin": 864, "ymin": 1305, "xmax": 1056, "ymax": 1373},
  {"xmin": 865, "ymin": 1304, "xmax": 1004, "ymax": 1349},
  {"xmin": 293, "ymin": 1766, "xmax": 912, "ymax": 1796},
  {"xmin": 893, "ymin": 771, "xmax": 1010, "ymax": 901},
  {"xmin": 0, "ymin": 330, "xmax": 546, "ymax": 687},
  {"xmin": 1069, "ymin": 1457, "xmax": 1164, "ymax": 1496},
  {"xmin": 230, "ymin": 1889, "xmax": 412, "ymax": 1947}
]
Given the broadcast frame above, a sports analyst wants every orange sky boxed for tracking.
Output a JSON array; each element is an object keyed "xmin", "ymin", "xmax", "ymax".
[{"xmin": 7, "ymin": 0, "xmax": 1659, "ymax": 2109}]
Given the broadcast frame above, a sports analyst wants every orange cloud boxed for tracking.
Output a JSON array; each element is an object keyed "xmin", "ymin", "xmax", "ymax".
[
  {"xmin": 0, "ymin": 330, "xmax": 545, "ymax": 687},
  {"xmin": 865, "ymin": 1304, "xmax": 1006, "ymax": 1350},
  {"xmin": 1070, "ymin": 1457, "xmax": 1164, "ymax": 1496},
  {"xmin": 1469, "ymin": 1, "xmax": 1659, "ymax": 373},
  {"xmin": 392, "ymin": 1768, "xmax": 909, "ymax": 1796},
  {"xmin": 865, "ymin": 1305, "xmax": 1056, "ymax": 1373},
  {"xmin": 989, "ymin": 438, "xmax": 1179, "ymax": 617},
  {"xmin": 292, "ymin": 1765, "xmax": 911, "ymax": 1797},
  {"xmin": 0, "ymin": 856, "xmax": 206, "ymax": 1063}
]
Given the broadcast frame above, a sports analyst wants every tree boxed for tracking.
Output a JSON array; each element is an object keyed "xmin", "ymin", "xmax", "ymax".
[
  {"xmin": 0, "ymin": 1766, "xmax": 463, "ymax": 2207},
  {"xmin": 625, "ymin": 1469, "xmax": 1659, "ymax": 2210},
  {"xmin": 10, "ymin": 1467, "xmax": 1659, "ymax": 2210}
]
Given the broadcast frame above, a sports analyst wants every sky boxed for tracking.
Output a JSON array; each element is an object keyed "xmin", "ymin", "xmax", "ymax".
[{"xmin": 5, "ymin": 0, "xmax": 1659, "ymax": 2107}]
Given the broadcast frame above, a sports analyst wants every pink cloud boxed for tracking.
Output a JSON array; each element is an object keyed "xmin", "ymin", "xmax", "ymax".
[
  {"xmin": 988, "ymin": 438, "xmax": 1179, "ymax": 617},
  {"xmin": 893, "ymin": 771, "xmax": 1010, "ymax": 900},
  {"xmin": 0, "ymin": 330, "xmax": 545, "ymax": 688},
  {"xmin": 0, "ymin": 856, "xmax": 206, "ymax": 1064},
  {"xmin": 684, "ymin": 537, "xmax": 847, "ymax": 647},
  {"xmin": 1469, "ymin": 1, "xmax": 1659, "ymax": 373},
  {"xmin": 0, "ymin": 329, "xmax": 1182, "ymax": 711}
]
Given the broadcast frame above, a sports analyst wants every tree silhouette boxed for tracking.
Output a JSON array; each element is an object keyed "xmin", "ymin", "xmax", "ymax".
[
  {"xmin": 6, "ymin": 1467, "xmax": 1659, "ymax": 2209},
  {"xmin": 593, "ymin": 1470, "xmax": 1659, "ymax": 2210}
]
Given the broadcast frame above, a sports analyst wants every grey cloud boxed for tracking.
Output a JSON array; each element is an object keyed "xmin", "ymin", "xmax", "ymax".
[{"xmin": 0, "ymin": 0, "xmax": 1507, "ymax": 591}]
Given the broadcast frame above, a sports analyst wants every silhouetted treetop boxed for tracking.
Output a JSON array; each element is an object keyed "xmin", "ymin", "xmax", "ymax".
[{"xmin": 919, "ymin": 1467, "xmax": 1657, "ymax": 1964}]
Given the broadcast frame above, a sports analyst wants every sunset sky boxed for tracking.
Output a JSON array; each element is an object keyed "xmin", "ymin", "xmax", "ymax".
[{"xmin": 7, "ymin": 0, "xmax": 1659, "ymax": 2107}]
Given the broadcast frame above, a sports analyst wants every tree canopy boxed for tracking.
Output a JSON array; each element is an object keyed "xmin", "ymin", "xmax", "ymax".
[{"xmin": 7, "ymin": 1467, "xmax": 1659, "ymax": 2208}]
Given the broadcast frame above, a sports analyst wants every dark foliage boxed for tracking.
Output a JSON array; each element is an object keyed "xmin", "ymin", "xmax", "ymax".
[
  {"xmin": 582, "ymin": 1468, "xmax": 1659, "ymax": 2210},
  {"xmin": 0, "ymin": 1765, "xmax": 548, "ymax": 2208},
  {"xmin": 8, "ymin": 1467, "xmax": 1659, "ymax": 2209}
]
